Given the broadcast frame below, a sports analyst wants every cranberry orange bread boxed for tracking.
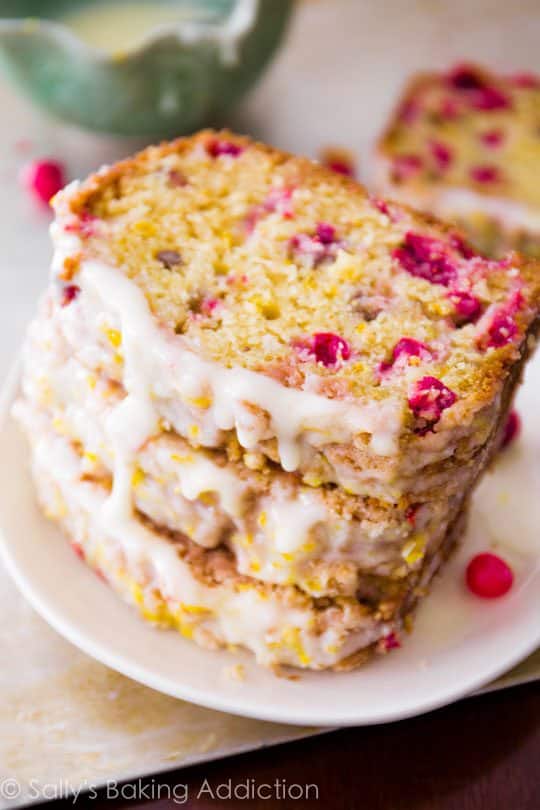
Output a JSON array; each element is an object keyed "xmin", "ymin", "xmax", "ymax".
[
  {"xmin": 375, "ymin": 64, "xmax": 540, "ymax": 258},
  {"xmin": 14, "ymin": 131, "xmax": 540, "ymax": 670}
]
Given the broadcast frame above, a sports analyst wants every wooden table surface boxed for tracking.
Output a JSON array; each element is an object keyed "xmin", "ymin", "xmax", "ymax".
[{"xmin": 48, "ymin": 682, "xmax": 538, "ymax": 810}]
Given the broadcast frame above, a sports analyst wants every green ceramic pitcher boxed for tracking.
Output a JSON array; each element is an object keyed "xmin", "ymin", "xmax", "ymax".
[{"xmin": 0, "ymin": 0, "xmax": 293, "ymax": 136}]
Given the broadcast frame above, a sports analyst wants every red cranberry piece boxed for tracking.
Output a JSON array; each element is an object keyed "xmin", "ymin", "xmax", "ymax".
[
  {"xmin": 61, "ymin": 284, "xmax": 80, "ymax": 307},
  {"xmin": 449, "ymin": 290, "xmax": 482, "ymax": 324},
  {"xmin": 393, "ymin": 337, "xmax": 433, "ymax": 361},
  {"xmin": 380, "ymin": 337, "xmax": 434, "ymax": 374},
  {"xmin": 430, "ymin": 140, "xmax": 453, "ymax": 170},
  {"xmin": 446, "ymin": 65, "xmax": 510, "ymax": 110},
  {"xmin": 466, "ymin": 552, "xmax": 514, "ymax": 598},
  {"xmin": 484, "ymin": 310, "xmax": 518, "ymax": 348},
  {"xmin": 21, "ymin": 159, "xmax": 66, "ymax": 205},
  {"xmin": 470, "ymin": 86, "xmax": 510, "ymax": 111},
  {"xmin": 470, "ymin": 165, "xmax": 501, "ymax": 184},
  {"xmin": 370, "ymin": 197, "xmax": 402, "ymax": 223},
  {"xmin": 447, "ymin": 64, "xmax": 484, "ymax": 90},
  {"xmin": 371, "ymin": 198, "xmax": 390, "ymax": 216},
  {"xmin": 200, "ymin": 297, "xmax": 220, "ymax": 316},
  {"xmin": 316, "ymin": 222, "xmax": 336, "ymax": 244},
  {"xmin": 501, "ymin": 409, "xmax": 520, "ymax": 449},
  {"xmin": 206, "ymin": 139, "xmax": 243, "ymax": 158},
  {"xmin": 480, "ymin": 129, "xmax": 505, "ymax": 148},
  {"xmin": 393, "ymin": 232, "xmax": 457, "ymax": 287},
  {"xmin": 308, "ymin": 332, "xmax": 351, "ymax": 367},
  {"xmin": 408, "ymin": 375, "xmax": 457, "ymax": 429},
  {"xmin": 382, "ymin": 632, "xmax": 401, "ymax": 651},
  {"xmin": 393, "ymin": 338, "xmax": 433, "ymax": 360}
]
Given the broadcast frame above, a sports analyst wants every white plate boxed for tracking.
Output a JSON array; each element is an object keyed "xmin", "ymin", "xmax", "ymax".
[{"xmin": 0, "ymin": 359, "xmax": 539, "ymax": 728}]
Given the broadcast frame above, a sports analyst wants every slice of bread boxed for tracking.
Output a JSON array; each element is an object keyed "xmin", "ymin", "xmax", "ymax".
[{"xmin": 51, "ymin": 130, "xmax": 540, "ymax": 501}]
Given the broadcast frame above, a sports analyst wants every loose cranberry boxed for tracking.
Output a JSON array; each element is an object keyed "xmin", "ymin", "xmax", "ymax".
[
  {"xmin": 206, "ymin": 139, "xmax": 243, "ymax": 158},
  {"xmin": 408, "ymin": 375, "xmax": 457, "ymax": 430},
  {"xmin": 392, "ymin": 154, "xmax": 423, "ymax": 181},
  {"xmin": 480, "ymin": 129, "xmax": 505, "ymax": 148},
  {"xmin": 393, "ymin": 232, "xmax": 457, "ymax": 287},
  {"xmin": 501, "ymin": 409, "xmax": 521, "ymax": 449},
  {"xmin": 449, "ymin": 290, "xmax": 482, "ymax": 324},
  {"xmin": 470, "ymin": 165, "xmax": 501, "ymax": 184},
  {"xmin": 307, "ymin": 332, "xmax": 351, "ymax": 367},
  {"xmin": 21, "ymin": 159, "xmax": 66, "ymax": 205},
  {"xmin": 60, "ymin": 284, "xmax": 80, "ymax": 307},
  {"xmin": 430, "ymin": 140, "xmax": 453, "ymax": 170},
  {"xmin": 466, "ymin": 552, "xmax": 514, "ymax": 598}
]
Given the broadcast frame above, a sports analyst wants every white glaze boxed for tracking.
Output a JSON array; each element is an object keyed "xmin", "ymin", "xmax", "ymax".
[
  {"xmin": 23, "ymin": 420, "xmax": 385, "ymax": 669},
  {"xmin": 166, "ymin": 451, "xmax": 246, "ymax": 518},
  {"xmin": 266, "ymin": 494, "xmax": 327, "ymax": 555}
]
